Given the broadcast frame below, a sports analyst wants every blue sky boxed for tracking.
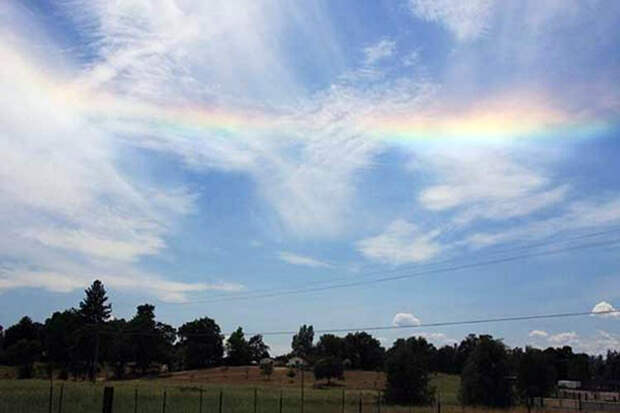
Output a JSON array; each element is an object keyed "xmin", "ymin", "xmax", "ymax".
[{"xmin": 1, "ymin": 0, "xmax": 620, "ymax": 355}]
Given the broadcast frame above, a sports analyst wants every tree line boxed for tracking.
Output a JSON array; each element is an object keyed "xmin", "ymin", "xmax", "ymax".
[{"xmin": 1, "ymin": 281, "xmax": 620, "ymax": 408}]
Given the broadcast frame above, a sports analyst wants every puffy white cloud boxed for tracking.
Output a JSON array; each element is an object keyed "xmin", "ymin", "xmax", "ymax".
[
  {"xmin": 529, "ymin": 329, "xmax": 549, "ymax": 338},
  {"xmin": 357, "ymin": 220, "xmax": 441, "ymax": 265},
  {"xmin": 592, "ymin": 301, "xmax": 620, "ymax": 319},
  {"xmin": 392, "ymin": 312, "xmax": 421, "ymax": 327},
  {"xmin": 278, "ymin": 252, "xmax": 331, "ymax": 268},
  {"xmin": 408, "ymin": 0, "xmax": 494, "ymax": 41}
]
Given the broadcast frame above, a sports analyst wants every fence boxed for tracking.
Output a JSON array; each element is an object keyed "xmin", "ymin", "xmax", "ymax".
[{"xmin": 535, "ymin": 397, "xmax": 620, "ymax": 412}]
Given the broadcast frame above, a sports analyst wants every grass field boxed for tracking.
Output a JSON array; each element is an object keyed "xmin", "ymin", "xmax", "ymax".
[{"xmin": 0, "ymin": 368, "xmax": 553, "ymax": 413}]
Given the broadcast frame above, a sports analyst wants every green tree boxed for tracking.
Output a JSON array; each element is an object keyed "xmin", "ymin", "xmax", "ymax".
[
  {"xmin": 44, "ymin": 310, "xmax": 82, "ymax": 378},
  {"xmin": 6, "ymin": 339, "xmax": 42, "ymax": 379},
  {"xmin": 384, "ymin": 337, "xmax": 435, "ymax": 405},
  {"xmin": 292, "ymin": 324, "xmax": 314, "ymax": 358},
  {"xmin": 460, "ymin": 335, "xmax": 512, "ymax": 407},
  {"xmin": 248, "ymin": 334, "xmax": 270, "ymax": 362},
  {"xmin": 260, "ymin": 358, "xmax": 274, "ymax": 380},
  {"xmin": 517, "ymin": 347, "xmax": 557, "ymax": 400},
  {"xmin": 313, "ymin": 357, "xmax": 344, "ymax": 385},
  {"xmin": 316, "ymin": 334, "xmax": 344, "ymax": 359},
  {"xmin": 78, "ymin": 280, "xmax": 111, "ymax": 380},
  {"xmin": 128, "ymin": 304, "xmax": 175, "ymax": 375},
  {"xmin": 226, "ymin": 327, "xmax": 252, "ymax": 366},
  {"xmin": 178, "ymin": 317, "xmax": 224, "ymax": 369},
  {"xmin": 342, "ymin": 332, "xmax": 385, "ymax": 370}
]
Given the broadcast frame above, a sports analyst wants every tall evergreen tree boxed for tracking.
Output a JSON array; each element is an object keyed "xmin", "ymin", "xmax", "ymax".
[{"xmin": 78, "ymin": 280, "xmax": 111, "ymax": 380}]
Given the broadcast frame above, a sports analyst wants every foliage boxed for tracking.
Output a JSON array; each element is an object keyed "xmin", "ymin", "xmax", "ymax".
[
  {"xmin": 384, "ymin": 337, "xmax": 435, "ymax": 405},
  {"xmin": 291, "ymin": 325, "xmax": 314, "ymax": 358},
  {"xmin": 313, "ymin": 357, "xmax": 344, "ymax": 384},
  {"xmin": 460, "ymin": 335, "xmax": 512, "ymax": 407},
  {"xmin": 342, "ymin": 332, "xmax": 385, "ymax": 370},
  {"xmin": 516, "ymin": 347, "xmax": 557, "ymax": 399},
  {"xmin": 226, "ymin": 327, "xmax": 252, "ymax": 366},
  {"xmin": 5, "ymin": 339, "xmax": 42, "ymax": 378},
  {"xmin": 178, "ymin": 317, "xmax": 224, "ymax": 369},
  {"xmin": 259, "ymin": 358, "xmax": 274, "ymax": 379},
  {"xmin": 248, "ymin": 334, "xmax": 270, "ymax": 362},
  {"xmin": 78, "ymin": 280, "xmax": 111, "ymax": 325}
]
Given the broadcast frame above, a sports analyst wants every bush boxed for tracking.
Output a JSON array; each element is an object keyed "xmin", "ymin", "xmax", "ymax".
[{"xmin": 313, "ymin": 357, "xmax": 344, "ymax": 384}]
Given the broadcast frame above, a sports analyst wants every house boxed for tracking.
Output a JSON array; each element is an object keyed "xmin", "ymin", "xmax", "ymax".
[{"xmin": 287, "ymin": 357, "xmax": 306, "ymax": 368}]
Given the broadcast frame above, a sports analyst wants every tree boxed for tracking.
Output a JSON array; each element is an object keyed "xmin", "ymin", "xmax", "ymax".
[
  {"xmin": 128, "ymin": 304, "xmax": 176, "ymax": 375},
  {"xmin": 342, "ymin": 332, "xmax": 385, "ymax": 370},
  {"xmin": 314, "ymin": 357, "xmax": 344, "ymax": 385},
  {"xmin": 79, "ymin": 280, "xmax": 111, "ymax": 380},
  {"xmin": 260, "ymin": 358, "xmax": 274, "ymax": 380},
  {"xmin": 316, "ymin": 334, "xmax": 344, "ymax": 359},
  {"xmin": 292, "ymin": 325, "xmax": 314, "ymax": 358},
  {"xmin": 44, "ymin": 310, "xmax": 83, "ymax": 378},
  {"xmin": 460, "ymin": 335, "xmax": 512, "ymax": 407},
  {"xmin": 384, "ymin": 337, "xmax": 435, "ymax": 405},
  {"xmin": 6, "ymin": 339, "xmax": 42, "ymax": 379},
  {"xmin": 178, "ymin": 317, "xmax": 224, "ymax": 369},
  {"xmin": 248, "ymin": 334, "xmax": 270, "ymax": 362},
  {"xmin": 516, "ymin": 347, "xmax": 557, "ymax": 400},
  {"xmin": 226, "ymin": 327, "xmax": 252, "ymax": 366},
  {"xmin": 4, "ymin": 316, "xmax": 43, "ymax": 349}
]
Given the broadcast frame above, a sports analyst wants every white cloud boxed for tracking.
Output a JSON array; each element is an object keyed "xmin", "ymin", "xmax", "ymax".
[
  {"xmin": 548, "ymin": 331, "xmax": 579, "ymax": 345},
  {"xmin": 417, "ymin": 149, "xmax": 566, "ymax": 225},
  {"xmin": 408, "ymin": 0, "xmax": 494, "ymax": 42},
  {"xmin": 592, "ymin": 301, "xmax": 620, "ymax": 319},
  {"xmin": 392, "ymin": 312, "xmax": 421, "ymax": 327},
  {"xmin": 363, "ymin": 39, "xmax": 396, "ymax": 65},
  {"xmin": 357, "ymin": 219, "xmax": 441, "ymax": 265},
  {"xmin": 278, "ymin": 251, "xmax": 331, "ymax": 268},
  {"xmin": 529, "ymin": 329, "xmax": 549, "ymax": 338}
]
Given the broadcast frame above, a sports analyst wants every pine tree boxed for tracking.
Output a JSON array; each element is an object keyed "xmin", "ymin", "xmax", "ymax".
[
  {"xmin": 79, "ymin": 280, "xmax": 111, "ymax": 324},
  {"xmin": 79, "ymin": 280, "xmax": 111, "ymax": 381}
]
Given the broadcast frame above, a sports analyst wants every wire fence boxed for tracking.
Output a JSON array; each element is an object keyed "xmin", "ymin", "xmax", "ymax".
[{"xmin": 3, "ymin": 382, "xmax": 620, "ymax": 413}]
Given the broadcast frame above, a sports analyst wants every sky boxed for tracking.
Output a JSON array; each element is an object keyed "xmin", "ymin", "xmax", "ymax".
[{"xmin": 1, "ymin": 0, "xmax": 620, "ymax": 356}]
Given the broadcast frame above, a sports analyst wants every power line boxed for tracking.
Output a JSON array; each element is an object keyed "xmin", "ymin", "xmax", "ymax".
[
  {"xmin": 97, "ymin": 309, "xmax": 620, "ymax": 337},
  {"xmin": 157, "ymin": 236, "xmax": 620, "ymax": 305},
  {"xmin": 157, "ymin": 226, "xmax": 620, "ymax": 304}
]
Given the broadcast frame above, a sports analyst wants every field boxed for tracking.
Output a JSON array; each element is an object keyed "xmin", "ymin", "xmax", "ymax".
[{"xmin": 0, "ymin": 367, "xmax": 552, "ymax": 413}]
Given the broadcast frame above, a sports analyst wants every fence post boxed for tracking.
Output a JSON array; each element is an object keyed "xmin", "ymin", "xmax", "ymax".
[
  {"xmin": 342, "ymin": 389, "xmax": 345, "ymax": 413},
  {"xmin": 437, "ymin": 392, "xmax": 441, "ymax": 413},
  {"xmin": 279, "ymin": 390, "xmax": 283, "ymax": 413},
  {"xmin": 218, "ymin": 390, "xmax": 223, "ymax": 413},
  {"xmin": 377, "ymin": 390, "xmax": 381, "ymax": 413},
  {"xmin": 254, "ymin": 388, "xmax": 257, "ymax": 413},
  {"xmin": 162, "ymin": 389, "xmax": 167, "ymax": 413},
  {"xmin": 199, "ymin": 387, "xmax": 203, "ymax": 413},
  {"xmin": 358, "ymin": 393, "xmax": 362, "ymax": 413},
  {"xmin": 48, "ymin": 383, "xmax": 54, "ymax": 413},
  {"xmin": 58, "ymin": 383, "xmax": 64, "ymax": 413},
  {"xmin": 102, "ymin": 386, "xmax": 114, "ymax": 413},
  {"xmin": 134, "ymin": 388, "xmax": 138, "ymax": 413},
  {"xmin": 301, "ymin": 368, "xmax": 305, "ymax": 413}
]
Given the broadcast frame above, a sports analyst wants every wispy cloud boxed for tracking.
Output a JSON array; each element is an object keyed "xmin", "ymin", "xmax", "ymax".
[
  {"xmin": 408, "ymin": 0, "xmax": 494, "ymax": 41},
  {"xmin": 529, "ymin": 329, "xmax": 549, "ymax": 338},
  {"xmin": 363, "ymin": 39, "xmax": 396, "ymax": 65},
  {"xmin": 278, "ymin": 252, "xmax": 331, "ymax": 268},
  {"xmin": 358, "ymin": 220, "xmax": 441, "ymax": 265}
]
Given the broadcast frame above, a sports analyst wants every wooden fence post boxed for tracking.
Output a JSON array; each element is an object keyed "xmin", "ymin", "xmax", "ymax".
[
  {"xmin": 102, "ymin": 386, "xmax": 114, "ymax": 413},
  {"xmin": 279, "ymin": 390, "xmax": 283, "ymax": 413},
  {"xmin": 254, "ymin": 387, "xmax": 257, "ymax": 413},
  {"xmin": 199, "ymin": 387, "xmax": 203, "ymax": 413},
  {"xmin": 218, "ymin": 390, "xmax": 223, "ymax": 413},
  {"xmin": 342, "ymin": 389, "xmax": 345, "ymax": 413},
  {"xmin": 377, "ymin": 390, "xmax": 381, "ymax": 413},
  {"xmin": 134, "ymin": 388, "xmax": 138, "ymax": 413},
  {"xmin": 359, "ymin": 392, "xmax": 362, "ymax": 413},
  {"xmin": 57, "ymin": 383, "xmax": 64, "ymax": 413},
  {"xmin": 162, "ymin": 389, "xmax": 167, "ymax": 413},
  {"xmin": 48, "ymin": 383, "xmax": 54, "ymax": 413}
]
